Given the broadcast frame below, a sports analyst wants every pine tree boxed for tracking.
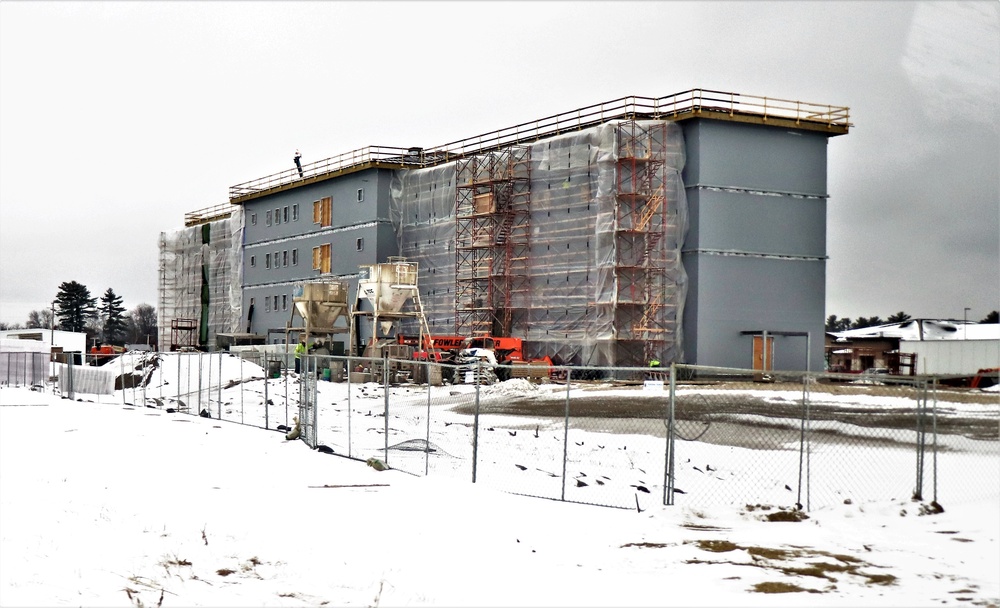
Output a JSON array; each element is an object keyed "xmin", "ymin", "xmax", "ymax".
[
  {"xmin": 886, "ymin": 311, "xmax": 911, "ymax": 323},
  {"xmin": 54, "ymin": 281, "xmax": 97, "ymax": 333},
  {"xmin": 99, "ymin": 288, "xmax": 127, "ymax": 345}
]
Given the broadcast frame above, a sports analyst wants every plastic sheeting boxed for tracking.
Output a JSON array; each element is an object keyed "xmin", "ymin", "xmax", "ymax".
[
  {"xmin": 390, "ymin": 120, "xmax": 688, "ymax": 367},
  {"xmin": 157, "ymin": 206, "xmax": 244, "ymax": 350},
  {"xmin": 56, "ymin": 363, "xmax": 115, "ymax": 396}
]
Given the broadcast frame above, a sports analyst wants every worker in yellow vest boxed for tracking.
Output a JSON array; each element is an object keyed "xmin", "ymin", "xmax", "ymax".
[{"xmin": 294, "ymin": 337, "xmax": 306, "ymax": 373}]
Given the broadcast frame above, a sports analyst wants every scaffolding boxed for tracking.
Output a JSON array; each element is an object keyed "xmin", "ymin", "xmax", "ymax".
[
  {"xmin": 157, "ymin": 206, "xmax": 244, "ymax": 350},
  {"xmin": 454, "ymin": 146, "xmax": 530, "ymax": 337},
  {"xmin": 612, "ymin": 121, "xmax": 678, "ymax": 365},
  {"xmin": 392, "ymin": 120, "xmax": 687, "ymax": 367}
]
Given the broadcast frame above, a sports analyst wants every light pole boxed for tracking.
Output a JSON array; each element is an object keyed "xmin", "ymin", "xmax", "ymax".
[{"xmin": 964, "ymin": 307, "xmax": 970, "ymax": 340}]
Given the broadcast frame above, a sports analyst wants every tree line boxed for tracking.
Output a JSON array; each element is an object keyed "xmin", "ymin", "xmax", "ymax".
[
  {"xmin": 0, "ymin": 280, "xmax": 157, "ymax": 347},
  {"xmin": 826, "ymin": 310, "xmax": 999, "ymax": 332}
]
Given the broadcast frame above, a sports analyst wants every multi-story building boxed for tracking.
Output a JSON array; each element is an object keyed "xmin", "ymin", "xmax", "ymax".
[{"xmin": 159, "ymin": 89, "xmax": 850, "ymax": 370}]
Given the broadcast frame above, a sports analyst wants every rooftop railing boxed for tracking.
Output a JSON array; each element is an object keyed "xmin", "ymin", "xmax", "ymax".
[
  {"xmin": 184, "ymin": 202, "xmax": 234, "ymax": 227},
  {"xmin": 227, "ymin": 88, "xmax": 851, "ymax": 202}
]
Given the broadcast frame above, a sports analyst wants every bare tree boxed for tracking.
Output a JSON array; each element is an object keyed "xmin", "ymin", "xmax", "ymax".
[
  {"xmin": 26, "ymin": 309, "xmax": 54, "ymax": 329},
  {"xmin": 127, "ymin": 303, "xmax": 157, "ymax": 346}
]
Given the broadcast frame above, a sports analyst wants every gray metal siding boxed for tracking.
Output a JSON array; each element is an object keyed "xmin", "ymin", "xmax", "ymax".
[
  {"xmin": 682, "ymin": 120, "xmax": 829, "ymax": 195},
  {"xmin": 685, "ymin": 188, "xmax": 827, "ymax": 257},
  {"xmin": 680, "ymin": 118, "xmax": 831, "ymax": 370},
  {"xmin": 683, "ymin": 253, "xmax": 826, "ymax": 370},
  {"xmin": 239, "ymin": 168, "xmax": 397, "ymax": 339},
  {"xmin": 242, "ymin": 168, "xmax": 388, "ymax": 248}
]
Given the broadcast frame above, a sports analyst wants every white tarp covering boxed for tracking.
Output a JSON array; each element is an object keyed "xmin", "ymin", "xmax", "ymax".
[
  {"xmin": 390, "ymin": 120, "xmax": 688, "ymax": 367},
  {"xmin": 157, "ymin": 206, "xmax": 244, "ymax": 350},
  {"xmin": 56, "ymin": 363, "xmax": 115, "ymax": 396}
]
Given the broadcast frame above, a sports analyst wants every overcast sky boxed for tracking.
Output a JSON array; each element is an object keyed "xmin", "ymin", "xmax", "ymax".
[{"xmin": 1, "ymin": 1, "xmax": 997, "ymax": 327}]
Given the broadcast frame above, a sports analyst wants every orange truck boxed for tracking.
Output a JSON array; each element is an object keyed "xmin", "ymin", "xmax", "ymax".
[{"xmin": 88, "ymin": 344, "xmax": 125, "ymax": 366}]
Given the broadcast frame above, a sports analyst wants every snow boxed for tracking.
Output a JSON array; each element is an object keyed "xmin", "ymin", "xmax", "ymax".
[
  {"xmin": 829, "ymin": 319, "xmax": 999, "ymax": 341},
  {"xmin": 1, "ymin": 358, "xmax": 998, "ymax": 607}
]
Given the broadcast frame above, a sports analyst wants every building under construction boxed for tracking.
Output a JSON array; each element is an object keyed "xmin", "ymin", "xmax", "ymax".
[{"xmin": 159, "ymin": 89, "xmax": 850, "ymax": 370}]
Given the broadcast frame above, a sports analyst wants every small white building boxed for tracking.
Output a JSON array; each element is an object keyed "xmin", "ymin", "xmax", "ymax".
[{"xmin": 0, "ymin": 329, "xmax": 87, "ymax": 364}]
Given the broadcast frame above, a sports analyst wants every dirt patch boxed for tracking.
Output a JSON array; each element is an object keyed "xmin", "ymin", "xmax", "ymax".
[{"xmin": 453, "ymin": 381, "xmax": 998, "ymax": 442}]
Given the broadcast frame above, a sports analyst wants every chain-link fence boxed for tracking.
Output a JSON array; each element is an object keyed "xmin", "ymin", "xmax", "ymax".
[
  {"xmin": 45, "ymin": 352, "xmax": 1000, "ymax": 511},
  {"xmin": 0, "ymin": 352, "xmax": 50, "ymax": 387}
]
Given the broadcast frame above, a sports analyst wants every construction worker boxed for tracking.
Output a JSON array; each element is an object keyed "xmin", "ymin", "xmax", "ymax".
[
  {"xmin": 294, "ymin": 336, "xmax": 306, "ymax": 373},
  {"xmin": 293, "ymin": 149, "xmax": 303, "ymax": 178},
  {"xmin": 649, "ymin": 359, "xmax": 661, "ymax": 368}
]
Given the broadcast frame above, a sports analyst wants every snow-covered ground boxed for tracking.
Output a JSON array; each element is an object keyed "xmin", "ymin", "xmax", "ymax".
[
  {"xmin": 90, "ymin": 352, "xmax": 999, "ymax": 511},
  {"xmin": 1, "ymin": 383, "xmax": 998, "ymax": 607}
]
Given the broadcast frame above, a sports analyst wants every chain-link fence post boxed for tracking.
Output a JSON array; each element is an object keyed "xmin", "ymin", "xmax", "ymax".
[
  {"xmin": 425, "ymin": 359, "xmax": 432, "ymax": 476},
  {"xmin": 931, "ymin": 379, "xmax": 939, "ymax": 503},
  {"xmin": 472, "ymin": 359, "xmax": 482, "ymax": 483},
  {"xmin": 915, "ymin": 380, "xmax": 928, "ymax": 501},
  {"xmin": 119, "ymin": 353, "xmax": 126, "ymax": 405},
  {"xmin": 66, "ymin": 357, "xmax": 74, "ymax": 400},
  {"xmin": 796, "ymin": 373, "xmax": 811, "ymax": 510},
  {"xmin": 663, "ymin": 363, "xmax": 676, "ymax": 506},
  {"xmin": 383, "ymin": 352, "xmax": 390, "ymax": 464},
  {"xmin": 217, "ymin": 352, "xmax": 222, "ymax": 419},
  {"xmin": 239, "ymin": 353, "xmax": 245, "ymax": 424},
  {"xmin": 347, "ymin": 355, "xmax": 353, "ymax": 458},
  {"xmin": 560, "ymin": 367, "xmax": 571, "ymax": 502}
]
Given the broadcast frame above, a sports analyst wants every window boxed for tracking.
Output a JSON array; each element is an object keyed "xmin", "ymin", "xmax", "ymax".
[
  {"xmin": 250, "ymin": 255, "xmax": 256, "ymax": 268},
  {"xmin": 357, "ymin": 188, "xmax": 364, "ymax": 203},
  {"xmin": 292, "ymin": 249, "xmax": 298, "ymax": 266},
  {"xmin": 273, "ymin": 295, "xmax": 279, "ymax": 311},
  {"xmin": 312, "ymin": 243, "xmax": 331, "ymax": 273},
  {"xmin": 274, "ymin": 208, "xmax": 280, "ymax": 225},
  {"xmin": 282, "ymin": 250, "xmax": 288, "ymax": 266},
  {"xmin": 265, "ymin": 253, "xmax": 271, "ymax": 269},
  {"xmin": 282, "ymin": 294, "xmax": 287, "ymax": 311},
  {"xmin": 292, "ymin": 204, "xmax": 298, "ymax": 221},
  {"xmin": 356, "ymin": 237, "xmax": 364, "ymax": 251},
  {"xmin": 265, "ymin": 297, "xmax": 271, "ymax": 312},
  {"xmin": 274, "ymin": 251, "xmax": 280, "ymax": 267},
  {"xmin": 283, "ymin": 206, "xmax": 289, "ymax": 223},
  {"xmin": 313, "ymin": 197, "xmax": 332, "ymax": 227},
  {"xmin": 251, "ymin": 213, "xmax": 257, "ymax": 226},
  {"xmin": 266, "ymin": 210, "xmax": 272, "ymax": 226}
]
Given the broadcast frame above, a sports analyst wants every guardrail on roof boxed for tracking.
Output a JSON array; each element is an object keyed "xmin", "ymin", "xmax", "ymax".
[
  {"xmin": 184, "ymin": 202, "xmax": 234, "ymax": 227},
  {"xmin": 228, "ymin": 88, "xmax": 851, "ymax": 202}
]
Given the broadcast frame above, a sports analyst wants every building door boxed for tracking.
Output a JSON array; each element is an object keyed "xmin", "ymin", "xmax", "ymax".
[{"xmin": 752, "ymin": 335, "xmax": 775, "ymax": 380}]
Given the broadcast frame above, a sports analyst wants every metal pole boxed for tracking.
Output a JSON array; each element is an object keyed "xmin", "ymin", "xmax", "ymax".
[
  {"xmin": 383, "ymin": 352, "xmax": 390, "ymax": 464},
  {"xmin": 197, "ymin": 352, "xmax": 203, "ymax": 414},
  {"xmin": 177, "ymin": 352, "xmax": 181, "ymax": 411},
  {"xmin": 206, "ymin": 351, "xmax": 212, "ymax": 417},
  {"xmin": 425, "ymin": 359, "xmax": 432, "ymax": 477},
  {"xmin": 560, "ymin": 368, "xmax": 571, "ymax": 501},
  {"xmin": 347, "ymin": 355, "xmax": 353, "ymax": 458},
  {"xmin": 663, "ymin": 363, "xmax": 676, "ymax": 506},
  {"xmin": 240, "ymin": 353, "xmax": 244, "ymax": 424},
  {"xmin": 472, "ymin": 360, "xmax": 481, "ymax": 483},
  {"xmin": 264, "ymin": 356, "xmax": 269, "ymax": 429},
  {"xmin": 284, "ymin": 354, "xmax": 289, "ymax": 427},
  {"xmin": 218, "ymin": 352, "xmax": 223, "ymax": 419},
  {"xmin": 120, "ymin": 352, "xmax": 126, "ymax": 405},
  {"xmin": 797, "ymin": 373, "xmax": 807, "ymax": 509},
  {"xmin": 762, "ymin": 330, "xmax": 769, "ymax": 375},
  {"xmin": 806, "ymin": 332, "xmax": 812, "ymax": 373},
  {"xmin": 931, "ymin": 379, "xmax": 939, "ymax": 502},
  {"xmin": 310, "ymin": 355, "xmax": 317, "ymax": 447},
  {"xmin": 915, "ymin": 383, "xmax": 926, "ymax": 500}
]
